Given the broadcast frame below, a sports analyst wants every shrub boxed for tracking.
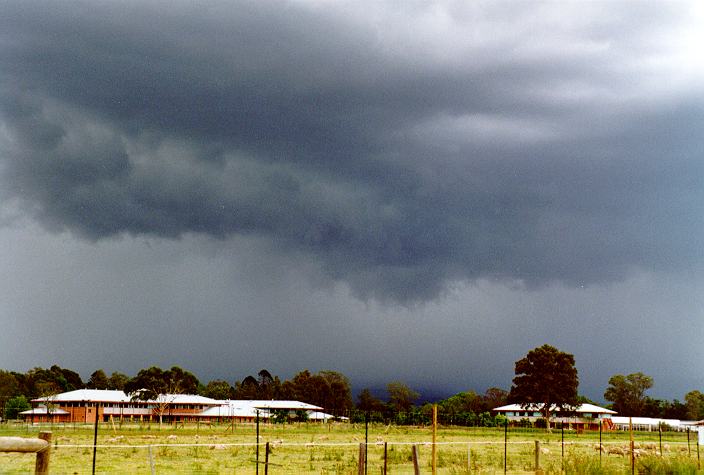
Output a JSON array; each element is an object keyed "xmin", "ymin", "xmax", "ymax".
[
  {"xmin": 3, "ymin": 395, "xmax": 30, "ymax": 420},
  {"xmin": 516, "ymin": 418, "xmax": 533, "ymax": 428}
]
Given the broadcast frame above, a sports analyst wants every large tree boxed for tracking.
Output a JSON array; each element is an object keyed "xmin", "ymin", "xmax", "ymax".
[
  {"xmin": 387, "ymin": 381, "xmax": 419, "ymax": 413},
  {"xmin": 509, "ymin": 344, "xmax": 579, "ymax": 430},
  {"xmin": 685, "ymin": 390, "xmax": 704, "ymax": 421},
  {"xmin": 87, "ymin": 370, "xmax": 110, "ymax": 390},
  {"xmin": 357, "ymin": 388, "xmax": 386, "ymax": 413},
  {"xmin": 107, "ymin": 371, "xmax": 130, "ymax": 391},
  {"xmin": 202, "ymin": 379, "xmax": 234, "ymax": 400},
  {"xmin": 603, "ymin": 372, "xmax": 653, "ymax": 416},
  {"xmin": 124, "ymin": 366, "xmax": 200, "ymax": 427}
]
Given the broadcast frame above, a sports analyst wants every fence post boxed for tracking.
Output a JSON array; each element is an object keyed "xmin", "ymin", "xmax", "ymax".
[
  {"xmin": 600, "ymin": 420, "xmax": 603, "ymax": 465},
  {"xmin": 148, "ymin": 445, "xmax": 155, "ymax": 475},
  {"xmin": 383, "ymin": 442, "xmax": 387, "ymax": 475},
  {"xmin": 432, "ymin": 404, "xmax": 437, "ymax": 475},
  {"xmin": 534, "ymin": 440, "xmax": 540, "ymax": 472},
  {"xmin": 35, "ymin": 431, "xmax": 51, "ymax": 475},
  {"xmin": 92, "ymin": 409, "xmax": 99, "ymax": 475},
  {"xmin": 561, "ymin": 425, "xmax": 564, "ymax": 466},
  {"xmin": 659, "ymin": 424, "xmax": 662, "ymax": 457},
  {"xmin": 264, "ymin": 442, "xmax": 270, "ymax": 475},
  {"xmin": 411, "ymin": 445, "xmax": 420, "ymax": 475},
  {"xmin": 365, "ymin": 412, "xmax": 369, "ymax": 475},
  {"xmin": 504, "ymin": 420, "xmax": 508, "ymax": 474},
  {"xmin": 358, "ymin": 443, "xmax": 365, "ymax": 475},
  {"xmin": 629, "ymin": 417, "xmax": 634, "ymax": 475},
  {"xmin": 256, "ymin": 410, "xmax": 260, "ymax": 475}
]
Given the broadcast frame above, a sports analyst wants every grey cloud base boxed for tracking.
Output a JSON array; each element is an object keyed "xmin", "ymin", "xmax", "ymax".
[{"xmin": 1, "ymin": 1, "xmax": 703, "ymax": 302}]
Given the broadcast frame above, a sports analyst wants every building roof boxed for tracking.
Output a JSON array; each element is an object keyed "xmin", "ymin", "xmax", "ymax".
[
  {"xmin": 308, "ymin": 411, "xmax": 348, "ymax": 421},
  {"xmin": 167, "ymin": 394, "xmax": 220, "ymax": 405},
  {"xmin": 32, "ymin": 389, "xmax": 219, "ymax": 406},
  {"xmin": 611, "ymin": 416, "xmax": 697, "ymax": 428},
  {"xmin": 200, "ymin": 400, "xmax": 324, "ymax": 418},
  {"xmin": 232, "ymin": 400, "xmax": 324, "ymax": 411},
  {"xmin": 33, "ymin": 389, "xmax": 130, "ymax": 403},
  {"xmin": 29, "ymin": 390, "xmax": 323, "ymax": 417},
  {"xmin": 199, "ymin": 403, "xmax": 262, "ymax": 418},
  {"xmin": 494, "ymin": 403, "xmax": 616, "ymax": 414}
]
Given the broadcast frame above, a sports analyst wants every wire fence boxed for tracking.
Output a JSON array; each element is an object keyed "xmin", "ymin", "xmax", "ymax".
[{"xmin": 1, "ymin": 421, "xmax": 701, "ymax": 474}]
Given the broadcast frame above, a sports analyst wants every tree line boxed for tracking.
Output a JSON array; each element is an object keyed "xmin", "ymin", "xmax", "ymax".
[
  {"xmin": 505, "ymin": 344, "xmax": 704, "ymax": 427},
  {"xmin": 2, "ymin": 346, "xmax": 703, "ymax": 425}
]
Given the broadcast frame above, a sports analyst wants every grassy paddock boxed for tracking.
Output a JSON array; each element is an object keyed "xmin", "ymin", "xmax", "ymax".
[{"xmin": 0, "ymin": 422, "xmax": 700, "ymax": 474}]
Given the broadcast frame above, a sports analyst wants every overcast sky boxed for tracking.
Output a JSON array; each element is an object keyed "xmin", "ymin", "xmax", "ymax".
[{"xmin": 1, "ymin": 0, "xmax": 703, "ymax": 403}]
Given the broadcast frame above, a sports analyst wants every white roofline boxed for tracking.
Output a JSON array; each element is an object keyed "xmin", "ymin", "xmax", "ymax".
[{"xmin": 494, "ymin": 403, "xmax": 616, "ymax": 414}]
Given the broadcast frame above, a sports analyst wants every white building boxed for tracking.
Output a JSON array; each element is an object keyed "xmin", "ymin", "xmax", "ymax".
[{"xmin": 493, "ymin": 403, "xmax": 616, "ymax": 429}]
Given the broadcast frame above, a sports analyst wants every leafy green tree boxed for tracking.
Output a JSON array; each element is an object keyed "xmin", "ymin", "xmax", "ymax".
[
  {"xmin": 22, "ymin": 366, "xmax": 83, "ymax": 397},
  {"xmin": 387, "ymin": 381, "xmax": 419, "ymax": 413},
  {"xmin": 203, "ymin": 379, "xmax": 233, "ymax": 400},
  {"xmin": 482, "ymin": 387, "xmax": 509, "ymax": 412},
  {"xmin": 357, "ymin": 388, "xmax": 386, "ymax": 413},
  {"xmin": 4, "ymin": 395, "xmax": 31, "ymax": 420},
  {"xmin": 233, "ymin": 375, "xmax": 261, "ymax": 399},
  {"xmin": 509, "ymin": 344, "xmax": 579, "ymax": 430},
  {"xmin": 318, "ymin": 371, "xmax": 353, "ymax": 416},
  {"xmin": 271, "ymin": 409, "xmax": 289, "ymax": 424},
  {"xmin": 124, "ymin": 366, "xmax": 200, "ymax": 427},
  {"xmin": 604, "ymin": 372, "xmax": 653, "ymax": 416},
  {"xmin": 108, "ymin": 371, "xmax": 130, "ymax": 390},
  {"xmin": 231, "ymin": 369, "xmax": 283, "ymax": 400},
  {"xmin": 276, "ymin": 370, "xmax": 352, "ymax": 416},
  {"xmin": 0, "ymin": 370, "xmax": 20, "ymax": 398},
  {"xmin": 87, "ymin": 370, "xmax": 110, "ymax": 389},
  {"xmin": 256, "ymin": 369, "xmax": 278, "ymax": 399},
  {"xmin": 477, "ymin": 411, "xmax": 496, "ymax": 427},
  {"xmin": 661, "ymin": 399, "xmax": 688, "ymax": 419},
  {"xmin": 685, "ymin": 390, "xmax": 704, "ymax": 420},
  {"xmin": 50, "ymin": 365, "xmax": 83, "ymax": 391},
  {"xmin": 0, "ymin": 371, "xmax": 20, "ymax": 417}
]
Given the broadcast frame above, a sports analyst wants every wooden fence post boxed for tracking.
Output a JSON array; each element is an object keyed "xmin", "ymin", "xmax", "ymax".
[
  {"xmin": 0, "ymin": 432, "xmax": 52, "ymax": 475},
  {"xmin": 358, "ymin": 443, "xmax": 366, "ymax": 475},
  {"xmin": 35, "ymin": 432, "xmax": 51, "ymax": 475},
  {"xmin": 535, "ymin": 440, "xmax": 540, "ymax": 472},
  {"xmin": 411, "ymin": 445, "xmax": 420, "ymax": 475},
  {"xmin": 383, "ymin": 442, "xmax": 387, "ymax": 475},
  {"xmin": 432, "ymin": 404, "xmax": 437, "ymax": 475},
  {"xmin": 148, "ymin": 445, "xmax": 156, "ymax": 475},
  {"xmin": 264, "ymin": 442, "xmax": 270, "ymax": 475}
]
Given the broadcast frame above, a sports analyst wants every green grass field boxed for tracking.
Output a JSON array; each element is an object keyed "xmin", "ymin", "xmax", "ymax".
[{"xmin": 1, "ymin": 422, "xmax": 701, "ymax": 474}]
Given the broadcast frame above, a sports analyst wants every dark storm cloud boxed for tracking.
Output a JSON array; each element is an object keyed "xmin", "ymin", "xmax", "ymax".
[{"xmin": 1, "ymin": 0, "xmax": 702, "ymax": 301}]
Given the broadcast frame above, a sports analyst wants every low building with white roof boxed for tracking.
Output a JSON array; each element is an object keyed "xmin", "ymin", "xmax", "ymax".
[
  {"xmin": 29, "ymin": 389, "xmax": 221, "ymax": 423},
  {"xmin": 611, "ymin": 416, "xmax": 697, "ymax": 432},
  {"xmin": 493, "ymin": 403, "xmax": 616, "ymax": 430},
  {"xmin": 25, "ymin": 389, "xmax": 331, "ymax": 424}
]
